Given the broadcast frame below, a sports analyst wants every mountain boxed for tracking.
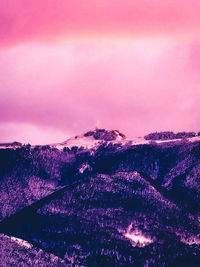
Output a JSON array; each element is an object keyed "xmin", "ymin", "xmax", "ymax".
[
  {"xmin": 0, "ymin": 129, "xmax": 200, "ymax": 266},
  {"xmin": 0, "ymin": 233, "xmax": 67, "ymax": 266},
  {"xmin": 47, "ymin": 128, "xmax": 128, "ymax": 150},
  {"xmin": 0, "ymin": 141, "xmax": 22, "ymax": 149}
]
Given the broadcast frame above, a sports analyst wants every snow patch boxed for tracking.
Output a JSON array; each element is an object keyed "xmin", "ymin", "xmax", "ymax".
[
  {"xmin": 52, "ymin": 136, "xmax": 101, "ymax": 150},
  {"xmin": 50, "ymin": 135, "xmax": 200, "ymax": 150},
  {"xmin": 9, "ymin": 236, "xmax": 33, "ymax": 249},
  {"xmin": 122, "ymin": 224, "xmax": 153, "ymax": 247},
  {"xmin": 176, "ymin": 232, "xmax": 200, "ymax": 246},
  {"xmin": 182, "ymin": 237, "xmax": 200, "ymax": 246},
  {"xmin": 79, "ymin": 163, "xmax": 91, "ymax": 173}
]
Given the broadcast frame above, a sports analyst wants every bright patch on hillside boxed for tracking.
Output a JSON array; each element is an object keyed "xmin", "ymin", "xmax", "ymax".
[{"xmin": 124, "ymin": 224, "xmax": 153, "ymax": 247}]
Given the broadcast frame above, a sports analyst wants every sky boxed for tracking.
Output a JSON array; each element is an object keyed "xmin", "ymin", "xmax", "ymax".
[{"xmin": 1, "ymin": 0, "xmax": 200, "ymax": 144}]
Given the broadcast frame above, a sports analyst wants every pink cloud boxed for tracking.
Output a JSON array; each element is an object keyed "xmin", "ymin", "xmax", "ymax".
[
  {"xmin": 0, "ymin": 39, "xmax": 200, "ymax": 143},
  {"xmin": 1, "ymin": 1, "xmax": 200, "ymax": 143},
  {"xmin": 1, "ymin": 0, "xmax": 200, "ymax": 45}
]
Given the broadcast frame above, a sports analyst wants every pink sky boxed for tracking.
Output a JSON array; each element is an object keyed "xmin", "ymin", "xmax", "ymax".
[{"xmin": 1, "ymin": 0, "xmax": 200, "ymax": 144}]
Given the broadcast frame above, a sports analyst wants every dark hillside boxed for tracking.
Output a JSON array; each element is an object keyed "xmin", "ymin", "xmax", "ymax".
[
  {"xmin": 0, "ymin": 138, "xmax": 200, "ymax": 265},
  {"xmin": 1, "ymin": 172, "xmax": 200, "ymax": 266}
]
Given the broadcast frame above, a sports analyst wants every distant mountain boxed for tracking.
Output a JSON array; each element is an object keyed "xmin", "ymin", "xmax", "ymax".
[
  {"xmin": 0, "ymin": 129, "xmax": 200, "ymax": 266},
  {"xmin": 49, "ymin": 128, "xmax": 128, "ymax": 150},
  {"xmin": 0, "ymin": 141, "xmax": 22, "ymax": 149}
]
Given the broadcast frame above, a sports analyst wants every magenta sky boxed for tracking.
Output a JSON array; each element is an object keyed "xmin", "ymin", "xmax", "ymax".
[{"xmin": 1, "ymin": 0, "xmax": 200, "ymax": 144}]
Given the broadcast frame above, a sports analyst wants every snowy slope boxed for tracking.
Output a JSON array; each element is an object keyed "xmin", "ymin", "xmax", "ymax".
[{"xmin": 1, "ymin": 130, "xmax": 200, "ymax": 150}]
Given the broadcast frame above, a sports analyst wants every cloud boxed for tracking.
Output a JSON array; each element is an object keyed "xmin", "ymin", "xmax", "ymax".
[
  {"xmin": 1, "ymin": 0, "xmax": 200, "ymax": 46},
  {"xmin": 0, "ymin": 38, "xmax": 200, "ymax": 143}
]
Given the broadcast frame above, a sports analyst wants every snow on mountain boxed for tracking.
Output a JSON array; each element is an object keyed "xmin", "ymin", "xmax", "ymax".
[
  {"xmin": 0, "ymin": 141, "xmax": 22, "ymax": 149},
  {"xmin": 1, "ymin": 129, "xmax": 200, "ymax": 150},
  {"xmin": 51, "ymin": 135, "xmax": 101, "ymax": 150},
  {"xmin": 123, "ymin": 223, "xmax": 153, "ymax": 247},
  {"xmin": 49, "ymin": 129, "xmax": 129, "ymax": 150},
  {"xmin": 50, "ymin": 129, "xmax": 200, "ymax": 151}
]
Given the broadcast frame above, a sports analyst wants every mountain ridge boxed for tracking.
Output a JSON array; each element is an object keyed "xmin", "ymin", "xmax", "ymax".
[{"xmin": 1, "ymin": 129, "xmax": 200, "ymax": 265}]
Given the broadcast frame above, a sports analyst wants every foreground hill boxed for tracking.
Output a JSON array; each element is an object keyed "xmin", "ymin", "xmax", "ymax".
[
  {"xmin": 0, "ymin": 130, "xmax": 200, "ymax": 265},
  {"xmin": 0, "ymin": 233, "xmax": 67, "ymax": 266},
  {"xmin": 2, "ymin": 172, "xmax": 200, "ymax": 266}
]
